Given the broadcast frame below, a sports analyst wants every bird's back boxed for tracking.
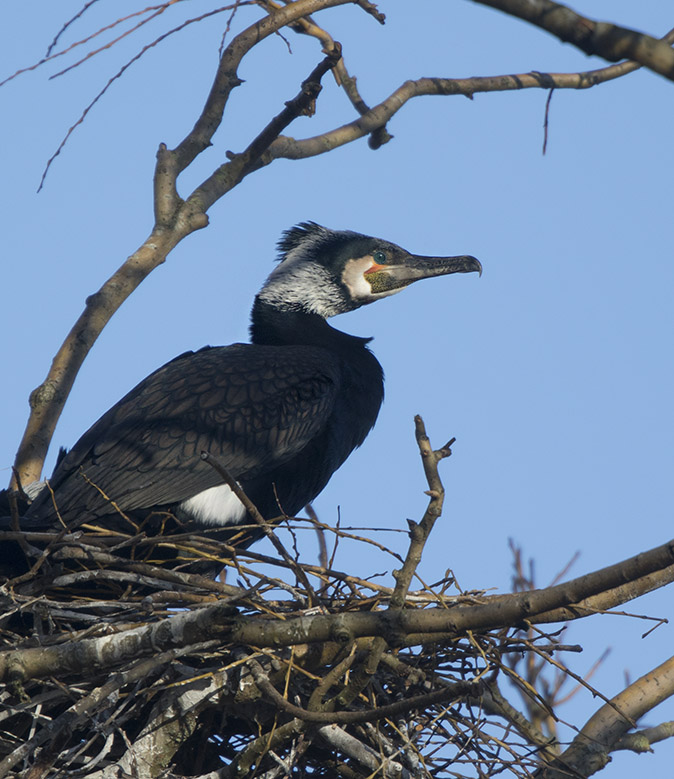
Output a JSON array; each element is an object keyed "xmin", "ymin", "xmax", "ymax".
[{"xmin": 26, "ymin": 338, "xmax": 383, "ymax": 533}]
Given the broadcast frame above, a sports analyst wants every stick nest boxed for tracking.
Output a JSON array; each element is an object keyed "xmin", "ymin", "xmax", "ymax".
[{"xmin": 0, "ymin": 516, "xmax": 571, "ymax": 779}]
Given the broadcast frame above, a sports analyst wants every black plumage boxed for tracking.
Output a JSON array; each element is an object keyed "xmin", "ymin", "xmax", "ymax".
[{"xmin": 16, "ymin": 222, "xmax": 481, "ymax": 558}]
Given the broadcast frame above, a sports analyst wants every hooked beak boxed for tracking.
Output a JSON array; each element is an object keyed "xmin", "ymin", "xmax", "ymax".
[{"xmin": 365, "ymin": 254, "xmax": 482, "ymax": 294}]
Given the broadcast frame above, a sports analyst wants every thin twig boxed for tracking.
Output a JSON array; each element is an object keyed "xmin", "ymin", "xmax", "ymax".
[{"xmin": 200, "ymin": 450, "xmax": 319, "ymax": 604}]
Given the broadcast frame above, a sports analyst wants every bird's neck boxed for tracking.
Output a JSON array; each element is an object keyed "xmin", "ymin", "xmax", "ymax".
[{"xmin": 250, "ymin": 298, "xmax": 372, "ymax": 353}]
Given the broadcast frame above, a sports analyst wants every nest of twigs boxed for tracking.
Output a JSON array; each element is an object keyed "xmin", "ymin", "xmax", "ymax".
[{"xmin": 0, "ymin": 516, "xmax": 581, "ymax": 779}]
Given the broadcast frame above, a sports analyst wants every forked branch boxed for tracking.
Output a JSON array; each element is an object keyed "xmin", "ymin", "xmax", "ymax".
[{"xmin": 539, "ymin": 654, "xmax": 674, "ymax": 778}]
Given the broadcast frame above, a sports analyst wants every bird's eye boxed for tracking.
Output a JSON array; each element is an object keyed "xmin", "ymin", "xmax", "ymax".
[{"xmin": 372, "ymin": 250, "xmax": 387, "ymax": 264}]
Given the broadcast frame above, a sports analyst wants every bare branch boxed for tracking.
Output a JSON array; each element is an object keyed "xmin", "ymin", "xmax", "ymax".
[
  {"xmin": 472, "ymin": 0, "xmax": 674, "ymax": 82},
  {"xmin": 170, "ymin": 0, "xmax": 356, "ymax": 173},
  {"xmin": 188, "ymin": 42, "xmax": 342, "ymax": 213},
  {"xmin": 317, "ymin": 723, "xmax": 410, "ymax": 779},
  {"xmin": 539, "ymin": 655, "xmax": 674, "ymax": 778},
  {"xmin": 269, "ymin": 32, "xmax": 674, "ymax": 162},
  {"xmin": 229, "ymin": 537, "xmax": 674, "ymax": 649},
  {"xmin": 384, "ymin": 416, "xmax": 452, "ymax": 609},
  {"xmin": 614, "ymin": 721, "xmax": 674, "ymax": 753},
  {"xmin": 0, "ymin": 2, "xmax": 183, "ymax": 87},
  {"xmin": 37, "ymin": 6, "xmax": 244, "ymax": 193},
  {"xmin": 259, "ymin": 0, "xmax": 393, "ymax": 147}
]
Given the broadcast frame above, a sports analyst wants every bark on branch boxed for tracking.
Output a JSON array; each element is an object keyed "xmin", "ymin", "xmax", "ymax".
[
  {"xmin": 538, "ymin": 655, "xmax": 674, "ymax": 778},
  {"xmin": 473, "ymin": 0, "xmax": 674, "ymax": 82},
  {"xmin": 4, "ymin": 537, "xmax": 673, "ymax": 686},
  {"xmin": 269, "ymin": 28, "xmax": 674, "ymax": 162}
]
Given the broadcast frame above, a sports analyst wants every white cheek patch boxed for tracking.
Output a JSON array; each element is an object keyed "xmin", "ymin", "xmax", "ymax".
[
  {"xmin": 342, "ymin": 256, "xmax": 402, "ymax": 303},
  {"xmin": 178, "ymin": 484, "xmax": 247, "ymax": 527},
  {"xmin": 342, "ymin": 257, "xmax": 376, "ymax": 302}
]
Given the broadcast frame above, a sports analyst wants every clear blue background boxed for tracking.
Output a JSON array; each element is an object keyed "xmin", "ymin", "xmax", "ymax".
[{"xmin": 2, "ymin": 2, "xmax": 673, "ymax": 774}]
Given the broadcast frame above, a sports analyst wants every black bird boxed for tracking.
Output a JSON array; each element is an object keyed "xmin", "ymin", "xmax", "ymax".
[{"xmin": 19, "ymin": 223, "xmax": 481, "ymax": 554}]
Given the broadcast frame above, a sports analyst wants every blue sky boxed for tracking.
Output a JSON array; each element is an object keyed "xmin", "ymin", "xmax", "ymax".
[{"xmin": 2, "ymin": 2, "xmax": 673, "ymax": 773}]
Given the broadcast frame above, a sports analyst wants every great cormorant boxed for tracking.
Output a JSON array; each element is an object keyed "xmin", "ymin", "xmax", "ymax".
[{"xmin": 17, "ymin": 223, "xmax": 481, "ymax": 552}]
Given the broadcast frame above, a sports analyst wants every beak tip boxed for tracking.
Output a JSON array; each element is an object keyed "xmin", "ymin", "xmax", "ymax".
[{"xmin": 466, "ymin": 256, "xmax": 482, "ymax": 277}]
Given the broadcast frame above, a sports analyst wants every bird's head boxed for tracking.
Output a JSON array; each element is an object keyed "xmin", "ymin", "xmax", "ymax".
[{"xmin": 257, "ymin": 222, "xmax": 481, "ymax": 318}]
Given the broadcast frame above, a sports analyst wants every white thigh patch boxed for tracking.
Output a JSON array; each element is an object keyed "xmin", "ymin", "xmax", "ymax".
[{"xmin": 178, "ymin": 484, "xmax": 247, "ymax": 527}]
